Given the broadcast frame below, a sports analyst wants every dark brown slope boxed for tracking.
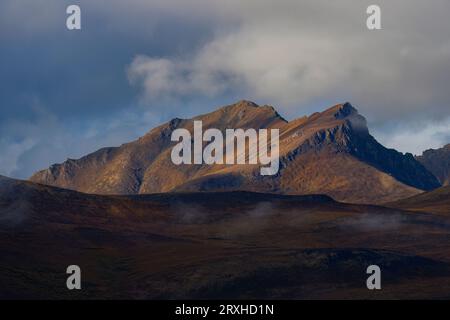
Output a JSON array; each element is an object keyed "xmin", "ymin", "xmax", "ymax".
[
  {"xmin": 389, "ymin": 185, "xmax": 450, "ymax": 215},
  {"xmin": 416, "ymin": 144, "xmax": 450, "ymax": 186},
  {"xmin": 2, "ymin": 176, "xmax": 450, "ymax": 299},
  {"xmin": 29, "ymin": 101, "xmax": 440, "ymax": 204}
]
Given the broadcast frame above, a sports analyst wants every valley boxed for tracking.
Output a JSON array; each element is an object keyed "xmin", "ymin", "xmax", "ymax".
[{"xmin": 1, "ymin": 175, "xmax": 450, "ymax": 299}]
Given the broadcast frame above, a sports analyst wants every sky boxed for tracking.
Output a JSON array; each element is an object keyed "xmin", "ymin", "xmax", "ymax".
[{"xmin": 1, "ymin": 0, "xmax": 450, "ymax": 179}]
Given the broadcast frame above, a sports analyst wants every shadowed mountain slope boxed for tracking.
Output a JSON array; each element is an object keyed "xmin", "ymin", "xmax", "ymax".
[{"xmin": 417, "ymin": 144, "xmax": 450, "ymax": 186}]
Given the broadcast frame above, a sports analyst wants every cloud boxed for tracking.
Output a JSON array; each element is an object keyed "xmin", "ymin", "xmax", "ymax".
[
  {"xmin": 337, "ymin": 212, "xmax": 405, "ymax": 232},
  {"xmin": 374, "ymin": 117, "xmax": 450, "ymax": 155},
  {"xmin": 0, "ymin": 138, "xmax": 35, "ymax": 177},
  {"xmin": 127, "ymin": 0, "xmax": 450, "ymax": 153},
  {"xmin": 128, "ymin": 0, "xmax": 450, "ymax": 121},
  {"xmin": 0, "ymin": 103, "xmax": 164, "ymax": 179},
  {"xmin": 127, "ymin": 56, "xmax": 227, "ymax": 101}
]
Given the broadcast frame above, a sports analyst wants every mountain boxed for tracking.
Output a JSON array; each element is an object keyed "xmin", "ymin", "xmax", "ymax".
[
  {"xmin": 416, "ymin": 144, "xmax": 450, "ymax": 186},
  {"xmin": 2, "ymin": 176, "xmax": 450, "ymax": 299},
  {"xmin": 29, "ymin": 100, "xmax": 440, "ymax": 204}
]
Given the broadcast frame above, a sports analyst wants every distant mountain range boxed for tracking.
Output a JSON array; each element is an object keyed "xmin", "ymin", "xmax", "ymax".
[
  {"xmin": 417, "ymin": 144, "xmax": 450, "ymax": 186},
  {"xmin": 29, "ymin": 100, "xmax": 442, "ymax": 204}
]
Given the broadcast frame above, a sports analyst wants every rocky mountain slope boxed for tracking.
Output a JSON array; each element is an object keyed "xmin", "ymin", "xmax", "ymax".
[
  {"xmin": 416, "ymin": 144, "xmax": 450, "ymax": 186},
  {"xmin": 29, "ymin": 100, "xmax": 440, "ymax": 204}
]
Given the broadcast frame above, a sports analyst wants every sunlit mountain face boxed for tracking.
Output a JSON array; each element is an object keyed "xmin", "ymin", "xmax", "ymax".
[{"xmin": 29, "ymin": 101, "xmax": 440, "ymax": 204}]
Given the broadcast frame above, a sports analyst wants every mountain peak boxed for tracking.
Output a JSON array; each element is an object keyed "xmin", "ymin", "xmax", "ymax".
[
  {"xmin": 29, "ymin": 100, "xmax": 441, "ymax": 204},
  {"xmin": 188, "ymin": 100, "xmax": 287, "ymax": 129},
  {"xmin": 321, "ymin": 102, "xmax": 358, "ymax": 119},
  {"xmin": 235, "ymin": 99, "xmax": 259, "ymax": 108},
  {"xmin": 220, "ymin": 100, "xmax": 282, "ymax": 114},
  {"xmin": 300, "ymin": 102, "xmax": 367, "ymax": 135},
  {"xmin": 217, "ymin": 100, "xmax": 260, "ymax": 113},
  {"xmin": 417, "ymin": 143, "xmax": 450, "ymax": 186},
  {"xmin": 333, "ymin": 102, "xmax": 358, "ymax": 119}
]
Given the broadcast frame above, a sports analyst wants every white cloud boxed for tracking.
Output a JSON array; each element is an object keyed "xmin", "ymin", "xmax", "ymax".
[
  {"xmin": 127, "ymin": 55, "xmax": 227, "ymax": 101},
  {"xmin": 0, "ymin": 138, "xmax": 35, "ymax": 177},
  {"xmin": 0, "ymin": 105, "xmax": 161, "ymax": 179},
  {"xmin": 373, "ymin": 118, "xmax": 450, "ymax": 155},
  {"xmin": 127, "ymin": 0, "xmax": 450, "ymax": 120}
]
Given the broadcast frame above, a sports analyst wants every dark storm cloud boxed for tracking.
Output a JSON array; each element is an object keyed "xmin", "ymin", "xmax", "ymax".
[
  {"xmin": 1, "ymin": 0, "xmax": 450, "ymax": 177},
  {"xmin": 0, "ymin": 0, "xmax": 222, "ymax": 177},
  {"xmin": 0, "ymin": 0, "xmax": 218, "ymax": 121}
]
